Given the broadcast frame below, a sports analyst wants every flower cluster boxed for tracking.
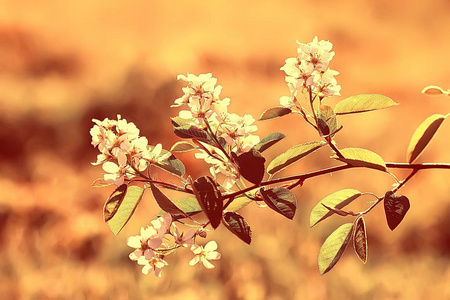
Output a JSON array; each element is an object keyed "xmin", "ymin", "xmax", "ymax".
[
  {"xmin": 174, "ymin": 73, "xmax": 260, "ymax": 189},
  {"xmin": 127, "ymin": 213, "xmax": 220, "ymax": 277},
  {"xmin": 90, "ymin": 115, "xmax": 170, "ymax": 186},
  {"xmin": 280, "ymin": 36, "xmax": 341, "ymax": 106}
]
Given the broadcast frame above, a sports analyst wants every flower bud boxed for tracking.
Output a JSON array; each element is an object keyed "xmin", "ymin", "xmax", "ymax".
[{"xmin": 197, "ymin": 228, "xmax": 207, "ymax": 238}]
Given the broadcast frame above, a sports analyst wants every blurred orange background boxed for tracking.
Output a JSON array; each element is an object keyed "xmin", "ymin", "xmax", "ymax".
[{"xmin": 0, "ymin": 1, "xmax": 449, "ymax": 299}]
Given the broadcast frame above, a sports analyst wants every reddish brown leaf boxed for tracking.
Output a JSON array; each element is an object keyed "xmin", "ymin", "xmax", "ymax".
[
  {"xmin": 353, "ymin": 216, "xmax": 368, "ymax": 264},
  {"xmin": 192, "ymin": 176, "xmax": 223, "ymax": 229},
  {"xmin": 222, "ymin": 211, "xmax": 252, "ymax": 244},
  {"xmin": 384, "ymin": 191, "xmax": 410, "ymax": 230},
  {"xmin": 236, "ymin": 149, "xmax": 266, "ymax": 185}
]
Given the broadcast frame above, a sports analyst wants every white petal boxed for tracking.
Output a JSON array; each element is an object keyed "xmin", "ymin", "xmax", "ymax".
[
  {"xmin": 280, "ymin": 96, "xmax": 293, "ymax": 107},
  {"xmin": 102, "ymin": 161, "xmax": 119, "ymax": 173},
  {"xmin": 189, "ymin": 256, "xmax": 200, "ymax": 266},
  {"xmin": 206, "ymin": 251, "xmax": 221, "ymax": 261},
  {"xmin": 143, "ymin": 249, "xmax": 154, "ymax": 260},
  {"xmin": 190, "ymin": 244, "xmax": 202, "ymax": 254},
  {"xmin": 141, "ymin": 264, "xmax": 152, "ymax": 275},
  {"xmin": 114, "ymin": 176, "xmax": 124, "ymax": 186},
  {"xmin": 103, "ymin": 173, "xmax": 117, "ymax": 183},
  {"xmin": 127, "ymin": 236, "xmax": 141, "ymax": 248},
  {"xmin": 201, "ymin": 258, "xmax": 215, "ymax": 269},
  {"xmin": 154, "ymin": 259, "xmax": 168, "ymax": 268},
  {"xmin": 179, "ymin": 110, "xmax": 193, "ymax": 119},
  {"xmin": 204, "ymin": 241, "xmax": 218, "ymax": 252},
  {"xmin": 148, "ymin": 237, "xmax": 162, "ymax": 249},
  {"xmin": 129, "ymin": 250, "xmax": 143, "ymax": 261},
  {"xmin": 184, "ymin": 229, "xmax": 195, "ymax": 239},
  {"xmin": 137, "ymin": 256, "xmax": 148, "ymax": 266},
  {"xmin": 161, "ymin": 213, "xmax": 172, "ymax": 227},
  {"xmin": 152, "ymin": 143, "xmax": 162, "ymax": 156},
  {"xmin": 116, "ymin": 150, "xmax": 127, "ymax": 167},
  {"xmin": 154, "ymin": 267, "xmax": 162, "ymax": 277}
]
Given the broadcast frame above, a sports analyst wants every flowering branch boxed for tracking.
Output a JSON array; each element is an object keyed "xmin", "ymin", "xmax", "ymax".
[{"xmin": 89, "ymin": 37, "xmax": 449, "ymax": 277}]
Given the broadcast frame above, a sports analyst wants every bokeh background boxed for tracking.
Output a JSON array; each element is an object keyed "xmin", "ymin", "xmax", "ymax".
[{"xmin": 1, "ymin": 1, "xmax": 449, "ymax": 299}]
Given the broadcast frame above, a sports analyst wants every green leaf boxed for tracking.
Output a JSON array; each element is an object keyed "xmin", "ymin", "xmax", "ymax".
[
  {"xmin": 222, "ymin": 211, "xmax": 252, "ymax": 244},
  {"xmin": 318, "ymin": 105, "xmax": 338, "ymax": 136},
  {"xmin": 334, "ymin": 148, "xmax": 387, "ymax": 172},
  {"xmin": 106, "ymin": 185, "xmax": 145, "ymax": 235},
  {"xmin": 172, "ymin": 117, "xmax": 228, "ymax": 148},
  {"xmin": 353, "ymin": 216, "xmax": 368, "ymax": 264},
  {"xmin": 192, "ymin": 176, "xmax": 223, "ymax": 229},
  {"xmin": 384, "ymin": 191, "xmax": 410, "ymax": 231},
  {"xmin": 91, "ymin": 177, "xmax": 114, "ymax": 188},
  {"xmin": 172, "ymin": 197, "xmax": 202, "ymax": 214},
  {"xmin": 260, "ymin": 187, "xmax": 297, "ymax": 219},
  {"xmin": 236, "ymin": 149, "xmax": 266, "ymax": 185},
  {"xmin": 171, "ymin": 117, "xmax": 209, "ymax": 140},
  {"xmin": 334, "ymin": 94, "xmax": 399, "ymax": 115},
  {"xmin": 170, "ymin": 141, "xmax": 197, "ymax": 152},
  {"xmin": 421, "ymin": 85, "xmax": 448, "ymax": 96},
  {"xmin": 158, "ymin": 197, "xmax": 203, "ymax": 220},
  {"xmin": 310, "ymin": 189, "xmax": 362, "ymax": 227},
  {"xmin": 156, "ymin": 150, "xmax": 186, "ymax": 176},
  {"xmin": 259, "ymin": 107, "xmax": 292, "ymax": 121},
  {"xmin": 171, "ymin": 116, "xmax": 192, "ymax": 127},
  {"xmin": 103, "ymin": 184, "xmax": 128, "ymax": 222},
  {"xmin": 254, "ymin": 132, "xmax": 286, "ymax": 153},
  {"xmin": 173, "ymin": 124, "xmax": 209, "ymax": 140},
  {"xmin": 150, "ymin": 183, "xmax": 186, "ymax": 216},
  {"xmin": 321, "ymin": 204, "xmax": 351, "ymax": 216},
  {"xmin": 406, "ymin": 114, "xmax": 446, "ymax": 163},
  {"xmin": 318, "ymin": 223, "xmax": 354, "ymax": 275},
  {"xmin": 225, "ymin": 196, "xmax": 253, "ymax": 212},
  {"xmin": 267, "ymin": 141, "xmax": 325, "ymax": 175}
]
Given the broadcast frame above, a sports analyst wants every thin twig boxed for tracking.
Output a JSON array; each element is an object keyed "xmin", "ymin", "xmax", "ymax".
[{"xmin": 223, "ymin": 162, "xmax": 450, "ymax": 200}]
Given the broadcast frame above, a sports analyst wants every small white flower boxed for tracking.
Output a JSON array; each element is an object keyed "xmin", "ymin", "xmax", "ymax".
[
  {"xmin": 173, "ymin": 223, "xmax": 195, "ymax": 248},
  {"xmin": 234, "ymin": 134, "xmax": 260, "ymax": 153},
  {"xmin": 92, "ymin": 117, "xmax": 117, "ymax": 129},
  {"xmin": 218, "ymin": 113, "xmax": 259, "ymax": 149},
  {"xmin": 173, "ymin": 73, "xmax": 219, "ymax": 108},
  {"xmin": 151, "ymin": 213, "xmax": 172, "ymax": 237},
  {"xmin": 143, "ymin": 144, "xmax": 171, "ymax": 164},
  {"xmin": 312, "ymin": 69, "xmax": 341, "ymax": 98},
  {"xmin": 127, "ymin": 226, "xmax": 162, "ymax": 261},
  {"xmin": 91, "ymin": 150, "xmax": 113, "ymax": 166},
  {"xmin": 280, "ymin": 57, "xmax": 301, "ymax": 78},
  {"xmin": 124, "ymin": 136, "xmax": 149, "ymax": 170},
  {"xmin": 189, "ymin": 241, "xmax": 221, "ymax": 269},
  {"xmin": 297, "ymin": 36, "xmax": 335, "ymax": 72},
  {"xmin": 116, "ymin": 115, "xmax": 140, "ymax": 141},
  {"xmin": 137, "ymin": 249, "xmax": 168, "ymax": 277},
  {"xmin": 102, "ymin": 161, "xmax": 129, "ymax": 186}
]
